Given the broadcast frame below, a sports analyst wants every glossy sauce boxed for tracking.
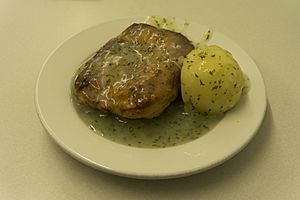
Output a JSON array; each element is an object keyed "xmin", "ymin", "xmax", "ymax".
[{"xmin": 73, "ymin": 95, "xmax": 223, "ymax": 148}]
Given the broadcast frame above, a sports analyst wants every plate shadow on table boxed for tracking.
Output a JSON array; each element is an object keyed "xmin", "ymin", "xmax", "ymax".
[{"xmin": 44, "ymin": 101, "xmax": 273, "ymax": 196}]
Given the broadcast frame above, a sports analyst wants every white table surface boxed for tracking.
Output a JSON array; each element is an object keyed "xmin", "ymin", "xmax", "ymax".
[{"xmin": 1, "ymin": 0, "xmax": 299, "ymax": 199}]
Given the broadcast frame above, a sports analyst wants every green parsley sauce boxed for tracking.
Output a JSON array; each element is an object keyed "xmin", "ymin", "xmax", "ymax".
[{"xmin": 72, "ymin": 96, "xmax": 223, "ymax": 148}]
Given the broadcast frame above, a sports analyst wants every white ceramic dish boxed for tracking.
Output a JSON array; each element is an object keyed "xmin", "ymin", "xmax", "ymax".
[{"xmin": 35, "ymin": 17, "xmax": 267, "ymax": 179}]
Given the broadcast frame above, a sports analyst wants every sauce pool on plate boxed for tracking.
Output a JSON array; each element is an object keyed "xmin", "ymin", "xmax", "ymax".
[{"xmin": 72, "ymin": 96, "xmax": 223, "ymax": 148}]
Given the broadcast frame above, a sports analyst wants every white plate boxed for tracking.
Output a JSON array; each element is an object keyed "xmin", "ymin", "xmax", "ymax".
[{"xmin": 35, "ymin": 17, "xmax": 267, "ymax": 179}]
